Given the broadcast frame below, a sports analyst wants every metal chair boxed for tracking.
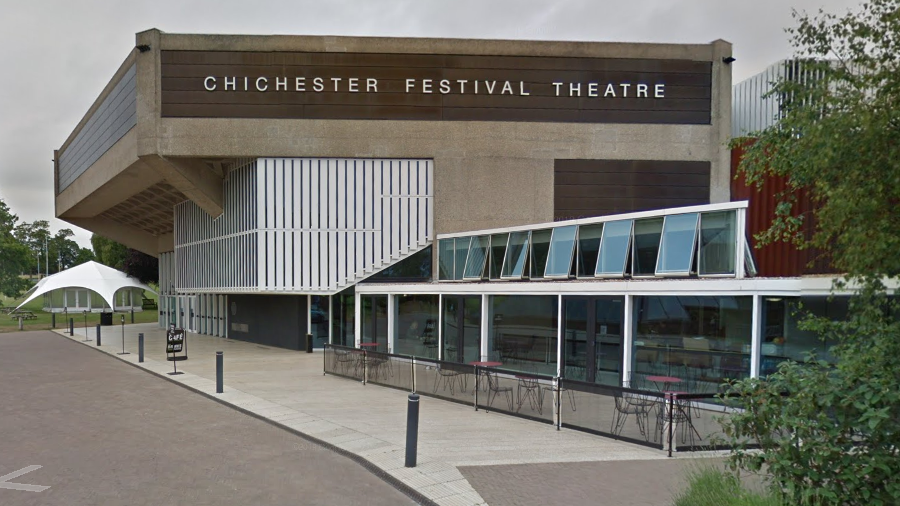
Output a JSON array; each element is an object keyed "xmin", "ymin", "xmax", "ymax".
[
  {"xmin": 516, "ymin": 375, "xmax": 542, "ymax": 414},
  {"xmin": 485, "ymin": 371, "xmax": 513, "ymax": 411},
  {"xmin": 611, "ymin": 390, "xmax": 655, "ymax": 440}
]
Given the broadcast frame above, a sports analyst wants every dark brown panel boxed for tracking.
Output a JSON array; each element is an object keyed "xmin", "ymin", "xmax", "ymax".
[
  {"xmin": 160, "ymin": 50, "xmax": 712, "ymax": 124},
  {"xmin": 554, "ymin": 159, "xmax": 710, "ymax": 219}
]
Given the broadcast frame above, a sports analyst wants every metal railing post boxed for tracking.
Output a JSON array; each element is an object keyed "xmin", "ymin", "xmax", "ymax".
[
  {"xmin": 363, "ymin": 351, "xmax": 368, "ymax": 385},
  {"xmin": 667, "ymin": 393, "xmax": 675, "ymax": 458},
  {"xmin": 474, "ymin": 366, "xmax": 479, "ymax": 411},
  {"xmin": 556, "ymin": 377, "xmax": 562, "ymax": 430}
]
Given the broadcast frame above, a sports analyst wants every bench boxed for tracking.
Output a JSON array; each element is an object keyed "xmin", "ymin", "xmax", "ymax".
[
  {"xmin": 10, "ymin": 311, "xmax": 37, "ymax": 320},
  {"xmin": 142, "ymin": 298, "xmax": 158, "ymax": 310}
]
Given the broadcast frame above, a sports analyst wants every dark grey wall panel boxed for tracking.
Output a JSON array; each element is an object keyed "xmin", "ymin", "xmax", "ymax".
[
  {"xmin": 57, "ymin": 64, "xmax": 137, "ymax": 193},
  {"xmin": 227, "ymin": 294, "xmax": 307, "ymax": 350},
  {"xmin": 554, "ymin": 159, "xmax": 710, "ymax": 220}
]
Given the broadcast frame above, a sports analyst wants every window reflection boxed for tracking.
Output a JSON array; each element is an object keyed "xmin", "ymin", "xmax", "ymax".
[
  {"xmin": 632, "ymin": 296, "xmax": 752, "ymax": 392},
  {"xmin": 576, "ymin": 223, "xmax": 603, "ymax": 278},
  {"xmin": 488, "ymin": 295, "xmax": 558, "ymax": 376},
  {"xmin": 656, "ymin": 213, "xmax": 699, "ymax": 275},
  {"xmin": 760, "ymin": 297, "xmax": 843, "ymax": 375},
  {"xmin": 632, "ymin": 218, "xmax": 663, "ymax": 277},
  {"xmin": 501, "ymin": 231, "xmax": 529, "ymax": 279},
  {"xmin": 545, "ymin": 225, "xmax": 577, "ymax": 278},
  {"xmin": 393, "ymin": 294, "xmax": 439, "ymax": 358},
  {"xmin": 596, "ymin": 220, "xmax": 632, "ymax": 277},
  {"xmin": 698, "ymin": 211, "xmax": 736, "ymax": 275},
  {"xmin": 530, "ymin": 229, "xmax": 552, "ymax": 279}
]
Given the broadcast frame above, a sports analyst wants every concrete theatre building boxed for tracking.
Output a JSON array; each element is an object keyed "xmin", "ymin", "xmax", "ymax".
[{"xmin": 57, "ymin": 29, "xmax": 837, "ymax": 390}]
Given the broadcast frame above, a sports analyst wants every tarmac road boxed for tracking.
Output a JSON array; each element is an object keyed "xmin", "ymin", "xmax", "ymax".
[{"xmin": 0, "ymin": 331, "xmax": 417, "ymax": 506}]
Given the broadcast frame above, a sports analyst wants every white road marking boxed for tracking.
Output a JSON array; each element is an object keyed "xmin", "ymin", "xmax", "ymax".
[{"xmin": 0, "ymin": 465, "xmax": 50, "ymax": 492}]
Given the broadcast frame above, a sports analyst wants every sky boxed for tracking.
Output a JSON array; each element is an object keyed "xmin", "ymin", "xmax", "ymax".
[{"xmin": 0, "ymin": 0, "xmax": 861, "ymax": 249}]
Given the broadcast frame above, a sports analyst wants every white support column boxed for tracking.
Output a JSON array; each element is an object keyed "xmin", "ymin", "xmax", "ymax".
[
  {"xmin": 387, "ymin": 294, "xmax": 395, "ymax": 354},
  {"xmin": 735, "ymin": 208, "xmax": 747, "ymax": 278},
  {"xmin": 480, "ymin": 294, "xmax": 489, "ymax": 361},
  {"xmin": 437, "ymin": 294, "xmax": 443, "ymax": 360},
  {"xmin": 622, "ymin": 294, "xmax": 634, "ymax": 386},
  {"xmin": 751, "ymin": 294, "xmax": 762, "ymax": 378},
  {"xmin": 556, "ymin": 294, "xmax": 563, "ymax": 377},
  {"xmin": 328, "ymin": 295, "xmax": 333, "ymax": 345},
  {"xmin": 354, "ymin": 291, "xmax": 362, "ymax": 347}
]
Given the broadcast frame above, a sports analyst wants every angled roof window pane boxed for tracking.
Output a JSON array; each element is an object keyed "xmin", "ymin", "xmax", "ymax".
[
  {"xmin": 698, "ymin": 211, "xmax": 736, "ymax": 275},
  {"xmin": 463, "ymin": 235, "xmax": 490, "ymax": 279},
  {"xmin": 501, "ymin": 231, "xmax": 529, "ymax": 279},
  {"xmin": 577, "ymin": 223, "xmax": 603, "ymax": 277},
  {"xmin": 656, "ymin": 213, "xmax": 700, "ymax": 276},
  {"xmin": 489, "ymin": 233, "xmax": 509, "ymax": 280},
  {"xmin": 454, "ymin": 237, "xmax": 471, "ymax": 281},
  {"xmin": 530, "ymin": 229, "xmax": 553, "ymax": 279},
  {"xmin": 595, "ymin": 220, "xmax": 632, "ymax": 277},
  {"xmin": 632, "ymin": 218, "xmax": 664, "ymax": 277},
  {"xmin": 744, "ymin": 238, "xmax": 758, "ymax": 277},
  {"xmin": 545, "ymin": 225, "xmax": 578, "ymax": 278},
  {"xmin": 438, "ymin": 239, "xmax": 455, "ymax": 280}
]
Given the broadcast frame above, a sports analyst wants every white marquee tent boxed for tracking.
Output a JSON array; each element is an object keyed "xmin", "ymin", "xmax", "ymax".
[{"xmin": 15, "ymin": 261, "xmax": 156, "ymax": 313}]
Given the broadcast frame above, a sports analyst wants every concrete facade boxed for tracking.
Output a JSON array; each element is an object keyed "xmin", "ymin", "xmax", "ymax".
[{"xmin": 56, "ymin": 29, "xmax": 733, "ymax": 258}]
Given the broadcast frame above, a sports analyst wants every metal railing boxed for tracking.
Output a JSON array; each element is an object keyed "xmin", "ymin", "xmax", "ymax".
[{"xmin": 323, "ymin": 344, "xmax": 743, "ymax": 455}]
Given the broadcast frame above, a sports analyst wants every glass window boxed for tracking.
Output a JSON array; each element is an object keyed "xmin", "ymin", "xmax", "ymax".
[
  {"xmin": 92, "ymin": 290, "xmax": 106, "ymax": 309},
  {"xmin": 394, "ymin": 294, "xmax": 439, "ymax": 358},
  {"xmin": 501, "ymin": 231, "xmax": 530, "ymax": 279},
  {"xmin": 488, "ymin": 295, "xmax": 558, "ymax": 376},
  {"xmin": 760, "ymin": 297, "xmax": 844, "ymax": 375},
  {"xmin": 529, "ymin": 229, "xmax": 552, "ymax": 279},
  {"xmin": 488, "ymin": 233, "xmax": 508, "ymax": 280},
  {"xmin": 463, "ymin": 236, "xmax": 490, "ymax": 280},
  {"xmin": 438, "ymin": 239, "xmax": 455, "ymax": 280},
  {"xmin": 576, "ymin": 224, "xmax": 603, "ymax": 277},
  {"xmin": 744, "ymin": 239, "xmax": 758, "ymax": 277},
  {"xmin": 77, "ymin": 289, "xmax": 88, "ymax": 308},
  {"xmin": 361, "ymin": 295, "xmax": 388, "ymax": 352},
  {"xmin": 632, "ymin": 296, "xmax": 753, "ymax": 392},
  {"xmin": 331, "ymin": 286, "xmax": 355, "ymax": 347},
  {"xmin": 656, "ymin": 213, "xmax": 699, "ymax": 275},
  {"xmin": 632, "ymin": 218, "xmax": 663, "ymax": 277},
  {"xmin": 367, "ymin": 245, "xmax": 433, "ymax": 282},
  {"xmin": 596, "ymin": 220, "xmax": 632, "ymax": 277},
  {"xmin": 454, "ymin": 237, "xmax": 471, "ymax": 281},
  {"xmin": 545, "ymin": 225, "xmax": 577, "ymax": 278},
  {"xmin": 310, "ymin": 295, "xmax": 329, "ymax": 347},
  {"xmin": 698, "ymin": 211, "xmax": 736, "ymax": 275}
]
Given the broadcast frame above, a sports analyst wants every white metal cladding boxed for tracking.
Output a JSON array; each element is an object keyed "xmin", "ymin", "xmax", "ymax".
[
  {"xmin": 173, "ymin": 158, "xmax": 433, "ymax": 294},
  {"xmin": 256, "ymin": 158, "xmax": 433, "ymax": 293},
  {"xmin": 174, "ymin": 163, "xmax": 258, "ymax": 292}
]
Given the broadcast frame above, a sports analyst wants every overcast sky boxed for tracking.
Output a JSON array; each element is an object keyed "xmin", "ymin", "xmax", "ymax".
[{"xmin": 0, "ymin": 0, "xmax": 860, "ymax": 249}]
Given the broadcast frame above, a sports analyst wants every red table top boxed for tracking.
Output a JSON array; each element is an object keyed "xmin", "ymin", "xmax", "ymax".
[
  {"xmin": 358, "ymin": 343, "xmax": 379, "ymax": 347},
  {"xmin": 469, "ymin": 361, "xmax": 502, "ymax": 367},
  {"xmin": 646, "ymin": 375, "xmax": 682, "ymax": 384}
]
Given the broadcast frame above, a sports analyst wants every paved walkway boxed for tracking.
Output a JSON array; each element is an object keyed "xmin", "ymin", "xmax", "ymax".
[{"xmin": 57, "ymin": 323, "xmax": 709, "ymax": 506}]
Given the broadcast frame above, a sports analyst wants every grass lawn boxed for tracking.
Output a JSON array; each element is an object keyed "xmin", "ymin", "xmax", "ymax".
[{"xmin": 1, "ymin": 292, "xmax": 160, "ymax": 333}]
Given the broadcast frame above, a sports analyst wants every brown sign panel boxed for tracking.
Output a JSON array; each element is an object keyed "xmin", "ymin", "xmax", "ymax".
[
  {"xmin": 160, "ymin": 51, "xmax": 712, "ymax": 124},
  {"xmin": 554, "ymin": 159, "xmax": 710, "ymax": 220}
]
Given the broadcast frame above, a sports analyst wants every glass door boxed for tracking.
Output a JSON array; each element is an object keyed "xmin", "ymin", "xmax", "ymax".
[
  {"xmin": 562, "ymin": 296, "xmax": 624, "ymax": 386},
  {"xmin": 361, "ymin": 295, "xmax": 388, "ymax": 352},
  {"xmin": 442, "ymin": 296, "xmax": 481, "ymax": 363}
]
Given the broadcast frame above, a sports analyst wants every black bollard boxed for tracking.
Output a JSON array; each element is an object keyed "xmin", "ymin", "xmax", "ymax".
[
  {"xmin": 118, "ymin": 315, "xmax": 130, "ymax": 355},
  {"xmin": 130, "ymin": 309, "xmax": 134, "ymax": 324},
  {"xmin": 138, "ymin": 333, "xmax": 144, "ymax": 363},
  {"xmin": 405, "ymin": 393, "xmax": 420, "ymax": 467},
  {"xmin": 51, "ymin": 313, "xmax": 55, "ymax": 328},
  {"xmin": 216, "ymin": 351, "xmax": 224, "ymax": 393},
  {"xmin": 96, "ymin": 324, "xmax": 101, "ymax": 346},
  {"xmin": 69, "ymin": 318, "xmax": 74, "ymax": 336},
  {"xmin": 306, "ymin": 333, "xmax": 313, "ymax": 353}
]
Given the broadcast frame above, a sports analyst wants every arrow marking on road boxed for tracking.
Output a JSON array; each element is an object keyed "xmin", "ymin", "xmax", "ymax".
[{"xmin": 0, "ymin": 465, "xmax": 50, "ymax": 492}]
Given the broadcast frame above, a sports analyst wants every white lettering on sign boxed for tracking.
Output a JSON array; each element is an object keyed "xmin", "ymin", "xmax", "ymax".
[{"xmin": 201, "ymin": 76, "xmax": 670, "ymax": 100}]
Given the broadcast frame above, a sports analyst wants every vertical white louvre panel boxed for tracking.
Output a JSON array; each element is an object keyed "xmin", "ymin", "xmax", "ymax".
[{"xmin": 173, "ymin": 158, "xmax": 432, "ymax": 294}]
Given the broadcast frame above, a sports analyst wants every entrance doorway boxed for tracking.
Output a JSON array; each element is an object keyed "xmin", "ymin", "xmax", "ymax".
[
  {"xmin": 562, "ymin": 296, "xmax": 624, "ymax": 386},
  {"xmin": 441, "ymin": 296, "xmax": 481, "ymax": 363}
]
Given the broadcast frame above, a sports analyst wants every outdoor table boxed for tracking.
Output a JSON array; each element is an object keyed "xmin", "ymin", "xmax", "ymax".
[{"xmin": 646, "ymin": 375, "xmax": 682, "ymax": 391}]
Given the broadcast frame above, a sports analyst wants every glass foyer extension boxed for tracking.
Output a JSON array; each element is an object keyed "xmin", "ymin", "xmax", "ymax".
[{"xmin": 354, "ymin": 202, "xmax": 849, "ymax": 393}]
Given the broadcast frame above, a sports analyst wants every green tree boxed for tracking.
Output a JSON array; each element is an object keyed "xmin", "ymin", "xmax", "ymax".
[
  {"xmin": 0, "ymin": 198, "xmax": 32, "ymax": 297},
  {"xmin": 90, "ymin": 233, "xmax": 127, "ymax": 270},
  {"xmin": 48, "ymin": 228, "xmax": 92, "ymax": 273},
  {"xmin": 724, "ymin": 1, "xmax": 900, "ymax": 504},
  {"xmin": 13, "ymin": 220, "xmax": 50, "ymax": 276}
]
